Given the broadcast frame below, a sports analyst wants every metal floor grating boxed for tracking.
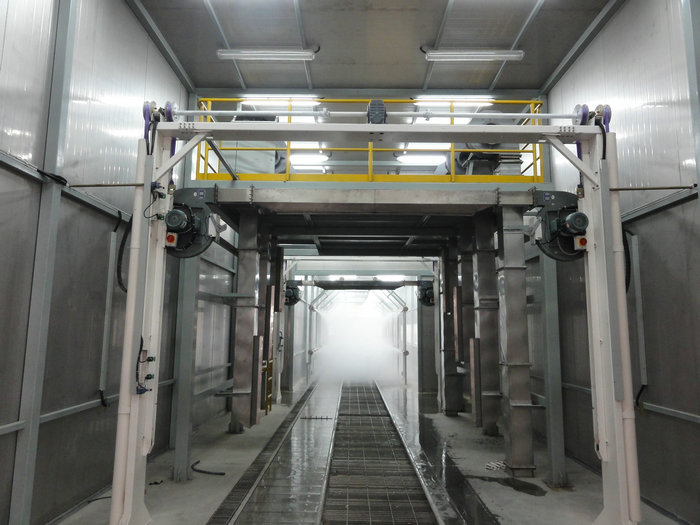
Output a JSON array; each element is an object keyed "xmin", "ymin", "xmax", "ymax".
[
  {"xmin": 322, "ymin": 383, "xmax": 438, "ymax": 524},
  {"xmin": 207, "ymin": 385, "xmax": 316, "ymax": 524}
]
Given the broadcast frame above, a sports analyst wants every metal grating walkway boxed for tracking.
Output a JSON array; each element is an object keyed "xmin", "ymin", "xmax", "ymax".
[{"xmin": 322, "ymin": 383, "xmax": 438, "ymax": 524}]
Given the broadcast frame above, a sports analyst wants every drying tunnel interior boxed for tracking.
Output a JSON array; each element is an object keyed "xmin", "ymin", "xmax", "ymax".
[{"xmin": 286, "ymin": 266, "xmax": 426, "ymax": 389}]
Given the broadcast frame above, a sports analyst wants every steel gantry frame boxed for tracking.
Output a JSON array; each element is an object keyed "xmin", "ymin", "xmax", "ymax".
[{"xmin": 108, "ymin": 116, "xmax": 641, "ymax": 525}]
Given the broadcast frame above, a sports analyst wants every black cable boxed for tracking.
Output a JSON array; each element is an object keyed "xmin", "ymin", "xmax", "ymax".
[
  {"xmin": 87, "ymin": 496, "xmax": 111, "ymax": 504},
  {"xmin": 99, "ymin": 389, "xmax": 109, "ymax": 408},
  {"xmin": 135, "ymin": 337, "xmax": 149, "ymax": 392},
  {"xmin": 635, "ymin": 384, "xmax": 647, "ymax": 407},
  {"xmin": 143, "ymin": 192, "xmax": 159, "ymax": 219},
  {"xmin": 623, "ymin": 229, "xmax": 632, "ymax": 292},
  {"xmin": 113, "ymin": 210, "xmax": 122, "ymax": 233},
  {"xmin": 37, "ymin": 169, "xmax": 68, "ymax": 185},
  {"xmin": 191, "ymin": 460, "xmax": 226, "ymax": 476},
  {"xmin": 117, "ymin": 218, "xmax": 132, "ymax": 293},
  {"xmin": 148, "ymin": 120, "xmax": 159, "ymax": 155},
  {"xmin": 597, "ymin": 122, "xmax": 607, "ymax": 159}
]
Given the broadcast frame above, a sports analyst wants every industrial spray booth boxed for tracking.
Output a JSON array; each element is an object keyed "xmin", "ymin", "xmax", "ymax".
[{"xmin": 106, "ymin": 102, "xmax": 641, "ymax": 525}]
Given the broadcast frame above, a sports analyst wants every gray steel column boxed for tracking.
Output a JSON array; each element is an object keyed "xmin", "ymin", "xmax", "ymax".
[
  {"xmin": 458, "ymin": 227, "xmax": 475, "ymax": 408},
  {"xmin": 10, "ymin": 0, "xmax": 77, "ymax": 519},
  {"xmin": 497, "ymin": 206, "xmax": 534, "ymax": 477},
  {"xmin": 417, "ymin": 276, "xmax": 438, "ymax": 394},
  {"xmin": 473, "ymin": 211, "xmax": 500, "ymax": 434},
  {"xmin": 257, "ymin": 229, "xmax": 271, "ymax": 412},
  {"xmin": 171, "ymin": 256, "xmax": 199, "ymax": 481},
  {"xmin": 442, "ymin": 241, "xmax": 463, "ymax": 416},
  {"xmin": 232, "ymin": 210, "xmax": 260, "ymax": 427},
  {"xmin": 9, "ymin": 183, "xmax": 61, "ymax": 525},
  {"xmin": 541, "ymin": 254, "xmax": 568, "ymax": 487},
  {"xmin": 281, "ymin": 302, "xmax": 294, "ymax": 392}
]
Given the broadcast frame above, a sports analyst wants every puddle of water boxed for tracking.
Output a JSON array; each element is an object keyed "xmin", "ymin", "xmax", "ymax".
[{"xmin": 418, "ymin": 416, "xmax": 501, "ymax": 525}]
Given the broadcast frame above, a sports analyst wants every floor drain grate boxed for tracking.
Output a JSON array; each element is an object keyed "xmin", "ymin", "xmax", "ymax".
[
  {"xmin": 322, "ymin": 383, "xmax": 438, "ymax": 524},
  {"xmin": 485, "ymin": 460, "xmax": 507, "ymax": 471}
]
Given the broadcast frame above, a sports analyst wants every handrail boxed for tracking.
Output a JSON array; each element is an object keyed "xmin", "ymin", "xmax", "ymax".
[{"xmin": 193, "ymin": 97, "xmax": 546, "ymax": 183}]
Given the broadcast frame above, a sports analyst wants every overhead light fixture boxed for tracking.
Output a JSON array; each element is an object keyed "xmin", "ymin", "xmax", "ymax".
[
  {"xmin": 396, "ymin": 154, "xmax": 446, "ymax": 166},
  {"xmin": 217, "ymin": 48, "xmax": 318, "ymax": 61},
  {"xmin": 242, "ymin": 99, "xmax": 320, "ymax": 107},
  {"xmin": 406, "ymin": 142, "xmax": 451, "ymax": 150},
  {"xmin": 293, "ymin": 165, "xmax": 326, "ymax": 172},
  {"xmin": 423, "ymin": 49, "xmax": 524, "ymax": 62},
  {"xmin": 289, "ymin": 153, "xmax": 329, "ymax": 164}
]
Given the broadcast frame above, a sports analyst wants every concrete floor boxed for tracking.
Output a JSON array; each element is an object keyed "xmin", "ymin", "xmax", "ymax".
[{"xmin": 59, "ymin": 381, "xmax": 679, "ymax": 525}]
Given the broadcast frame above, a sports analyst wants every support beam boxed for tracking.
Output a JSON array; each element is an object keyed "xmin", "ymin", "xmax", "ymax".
[
  {"xmin": 257, "ymin": 230, "xmax": 272, "ymax": 413},
  {"xmin": 539, "ymin": 0, "xmax": 626, "ymax": 94},
  {"xmin": 540, "ymin": 254, "xmax": 567, "ymax": 487},
  {"xmin": 232, "ymin": 210, "xmax": 261, "ymax": 428},
  {"xmin": 497, "ymin": 206, "xmax": 534, "ymax": 478},
  {"xmin": 10, "ymin": 1, "xmax": 76, "ymax": 519},
  {"xmin": 579, "ymin": 134, "xmax": 641, "ymax": 523},
  {"xmin": 473, "ymin": 211, "xmax": 500, "ymax": 434},
  {"xmin": 125, "ymin": 0, "xmax": 196, "ymax": 92},
  {"xmin": 417, "ymin": 279, "xmax": 438, "ymax": 394},
  {"xmin": 442, "ymin": 241, "xmax": 463, "ymax": 416},
  {"xmin": 458, "ymin": 227, "xmax": 475, "ymax": 408},
  {"xmin": 9, "ymin": 183, "xmax": 61, "ymax": 525},
  {"xmin": 171, "ymin": 257, "xmax": 199, "ymax": 481}
]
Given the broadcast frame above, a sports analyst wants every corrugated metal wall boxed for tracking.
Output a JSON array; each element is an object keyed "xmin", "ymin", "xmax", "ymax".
[
  {"xmin": 0, "ymin": 0, "xmax": 54, "ymax": 165},
  {"xmin": 548, "ymin": 0, "xmax": 695, "ymax": 214},
  {"xmin": 547, "ymin": 0, "xmax": 700, "ymax": 521},
  {"xmin": 0, "ymin": 0, "xmax": 208, "ymax": 522},
  {"xmin": 63, "ymin": 0, "xmax": 187, "ymax": 210}
]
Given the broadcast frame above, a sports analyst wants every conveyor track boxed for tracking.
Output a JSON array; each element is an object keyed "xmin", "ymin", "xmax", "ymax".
[{"xmin": 322, "ymin": 382, "xmax": 438, "ymax": 524}]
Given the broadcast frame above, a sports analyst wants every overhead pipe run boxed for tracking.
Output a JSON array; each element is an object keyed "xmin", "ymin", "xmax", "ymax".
[{"xmin": 173, "ymin": 107, "xmax": 577, "ymax": 122}]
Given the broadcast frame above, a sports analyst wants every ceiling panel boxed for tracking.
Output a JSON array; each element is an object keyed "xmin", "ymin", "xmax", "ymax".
[
  {"xmin": 212, "ymin": 0, "xmax": 300, "ymax": 47},
  {"xmin": 138, "ymin": 0, "xmax": 617, "ymax": 92},
  {"xmin": 440, "ymin": 0, "xmax": 537, "ymax": 48},
  {"xmin": 495, "ymin": 0, "xmax": 610, "ymax": 89},
  {"xmin": 300, "ymin": 0, "xmax": 446, "ymax": 89}
]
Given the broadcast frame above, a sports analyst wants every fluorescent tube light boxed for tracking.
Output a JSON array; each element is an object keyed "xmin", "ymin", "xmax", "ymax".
[
  {"xmin": 290, "ymin": 141, "xmax": 321, "ymax": 149},
  {"xmin": 406, "ymin": 142, "xmax": 451, "ymax": 150},
  {"xmin": 424, "ymin": 49, "xmax": 524, "ymax": 62},
  {"xmin": 242, "ymin": 99, "xmax": 320, "ymax": 107},
  {"xmin": 293, "ymin": 165, "xmax": 326, "ymax": 172},
  {"xmin": 217, "ymin": 48, "xmax": 317, "ymax": 61},
  {"xmin": 396, "ymin": 154, "xmax": 446, "ymax": 166},
  {"xmin": 290, "ymin": 153, "xmax": 329, "ymax": 164}
]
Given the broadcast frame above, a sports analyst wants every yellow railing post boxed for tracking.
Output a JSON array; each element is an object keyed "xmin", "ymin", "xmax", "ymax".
[
  {"xmin": 203, "ymin": 100, "xmax": 213, "ymax": 179},
  {"xmin": 450, "ymin": 102, "xmax": 456, "ymax": 182},
  {"xmin": 285, "ymin": 100, "xmax": 292, "ymax": 181},
  {"xmin": 368, "ymin": 141, "xmax": 374, "ymax": 181},
  {"xmin": 529, "ymin": 102, "xmax": 538, "ymax": 180}
]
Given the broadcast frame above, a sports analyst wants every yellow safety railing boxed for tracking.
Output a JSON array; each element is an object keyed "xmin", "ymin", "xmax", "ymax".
[{"xmin": 195, "ymin": 98, "xmax": 545, "ymax": 184}]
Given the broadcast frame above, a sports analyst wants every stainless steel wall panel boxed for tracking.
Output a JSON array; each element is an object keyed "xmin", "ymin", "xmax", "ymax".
[
  {"xmin": 630, "ymin": 207, "xmax": 700, "ymax": 416},
  {"xmin": 62, "ymin": 0, "xmax": 187, "ymax": 210},
  {"xmin": 32, "ymin": 406, "xmax": 118, "ymax": 525},
  {"xmin": 0, "ymin": 0, "xmax": 54, "ymax": 166},
  {"xmin": 0, "ymin": 433, "xmax": 17, "ymax": 525},
  {"xmin": 41, "ymin": 199, "xmax": 113, "ymax": 413},
  {"xmin": 192, "ymin": 259, "xmax": 232, "ymax": 425},
  {"xmin": 0, "ymin": 171, "xmax": 40, "ymax": 425},
  {"xmin": 548, "ymin": 0, "xmax": 696, "ymax": 214}
]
